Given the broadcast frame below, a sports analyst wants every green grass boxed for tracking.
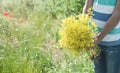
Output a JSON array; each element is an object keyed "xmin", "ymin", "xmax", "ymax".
[{"xmin": 0, "ymin": 0, "xmax": 94, "ymax": 73}]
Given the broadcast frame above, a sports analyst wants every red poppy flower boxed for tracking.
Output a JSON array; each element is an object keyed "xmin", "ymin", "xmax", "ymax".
[
  {"xmin": 3, "ymin": 11, "xmax": 9, "ymax": 17},
  {"xmin": 19, "ymin": 18, "xmax": 25, "ymax": 23}
]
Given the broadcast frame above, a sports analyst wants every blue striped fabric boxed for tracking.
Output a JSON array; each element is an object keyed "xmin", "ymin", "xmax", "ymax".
[
  {"xmin": 94, "ymin": 0, "xmax": 116, "ymax": 6},
  {"xmin": 93, "ymin": 0, "xmax": 120, "ymax": 46},
  {"xmin": 93, "ymin": 10, "xmax": 112, "ymax": 21},
  {"xmin": 98, "ymin": 27, "xmax": 120, "ymax": 34}
]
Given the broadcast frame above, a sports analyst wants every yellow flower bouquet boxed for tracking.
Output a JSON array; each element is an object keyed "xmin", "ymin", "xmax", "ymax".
[{"xmin": 59, "ymin": 14, "xmax": 101, "ymax": 60}]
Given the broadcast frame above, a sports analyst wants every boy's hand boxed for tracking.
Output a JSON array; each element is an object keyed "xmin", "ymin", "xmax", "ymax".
[
  {"xmin": 87, "ymin": 33, "xmax": 102, "ymax": 50},
  {"xmin": 86, "ymin": 38, "xmax": 98, "ymax": 50}
]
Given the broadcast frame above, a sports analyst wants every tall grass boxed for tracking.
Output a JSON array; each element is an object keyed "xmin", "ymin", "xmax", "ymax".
[{"xmin": 0, "ymin": 0, "xmax": 94, "ymax": 73}]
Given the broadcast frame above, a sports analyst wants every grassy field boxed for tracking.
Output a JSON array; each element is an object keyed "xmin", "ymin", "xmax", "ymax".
[{"xmin": 0, "ymin": 0, "xmax": 94, "ymax": 73}]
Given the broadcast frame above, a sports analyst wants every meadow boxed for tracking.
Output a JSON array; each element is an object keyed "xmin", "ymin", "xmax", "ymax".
[{"xmin": 0, "ymin": 0, "xmax": 94, "ymax": 73}]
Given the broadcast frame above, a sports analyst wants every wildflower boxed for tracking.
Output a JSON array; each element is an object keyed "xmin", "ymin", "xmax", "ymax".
[
  {"xmin": 19, "ymin": 18, "xmax": 25, "ymax": 23},
  {"xmin": 59, "ymin": 14, "xmax": 100, "ymax": 58},
  {"xmin": 3, "ymin": 11, "xmax": 9, "ymax": 17},
  {"xmin": 3, "ymin": 11, "xmax": 13, "ymax": 17}
]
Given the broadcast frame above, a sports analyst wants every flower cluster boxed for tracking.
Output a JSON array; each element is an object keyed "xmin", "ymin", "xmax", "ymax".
[
  {"xmin": 59, "ymin": 14, "xmax": 98, "ymax": 56},
  {"xmin": 3, "ymin": 11, "xmax": 25, "ymax": 23}
]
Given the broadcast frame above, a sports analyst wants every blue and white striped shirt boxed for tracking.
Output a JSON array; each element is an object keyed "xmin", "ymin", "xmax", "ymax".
[{"xmin": 93, "ymin": 0, "xmax": 120, "ymax": 46}]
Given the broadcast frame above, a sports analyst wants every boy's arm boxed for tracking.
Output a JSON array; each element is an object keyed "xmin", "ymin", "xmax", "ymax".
[
  {"xmin": 82, "ymin": 0, "xmax": 93, "ymax": 14},
  {"xmin": 97, "ymin": 0, "xmax": 120, "ymax": 43}
]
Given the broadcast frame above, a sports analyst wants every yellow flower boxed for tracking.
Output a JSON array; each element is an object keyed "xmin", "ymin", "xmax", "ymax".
[{"xmin": 59, "ymin": 14, "xmax": 98, "ymax": 56}]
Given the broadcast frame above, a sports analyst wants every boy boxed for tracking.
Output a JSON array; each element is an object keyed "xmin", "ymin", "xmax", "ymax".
[{"xmin": 83, "ymin": 0, "xmax": 120, "ymax": 73}]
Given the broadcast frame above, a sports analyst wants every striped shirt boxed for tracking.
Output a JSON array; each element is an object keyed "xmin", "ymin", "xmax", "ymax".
[{"xmin": 93, "ymin": 0, "xmax": 120, "ymax": 46}]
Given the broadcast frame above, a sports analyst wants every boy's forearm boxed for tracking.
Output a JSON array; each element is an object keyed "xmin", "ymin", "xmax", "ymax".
[
  {"xmin": 82, "ymin": 0, "xmax": 93, "ymax": 14},
  {"xmin": 97, "ymin": 0, "xmax": 120, "ymax": 43}
]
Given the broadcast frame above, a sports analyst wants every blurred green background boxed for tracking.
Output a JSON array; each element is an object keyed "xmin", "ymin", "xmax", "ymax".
[{"xmin": 0, "ymin": 0, "xmax": 94, "ymax": 73}]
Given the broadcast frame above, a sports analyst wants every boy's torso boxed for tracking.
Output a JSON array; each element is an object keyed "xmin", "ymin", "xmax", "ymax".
[{"xmin": 93, "ymin": 0, "xmax": 120, "ymax": 46}]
